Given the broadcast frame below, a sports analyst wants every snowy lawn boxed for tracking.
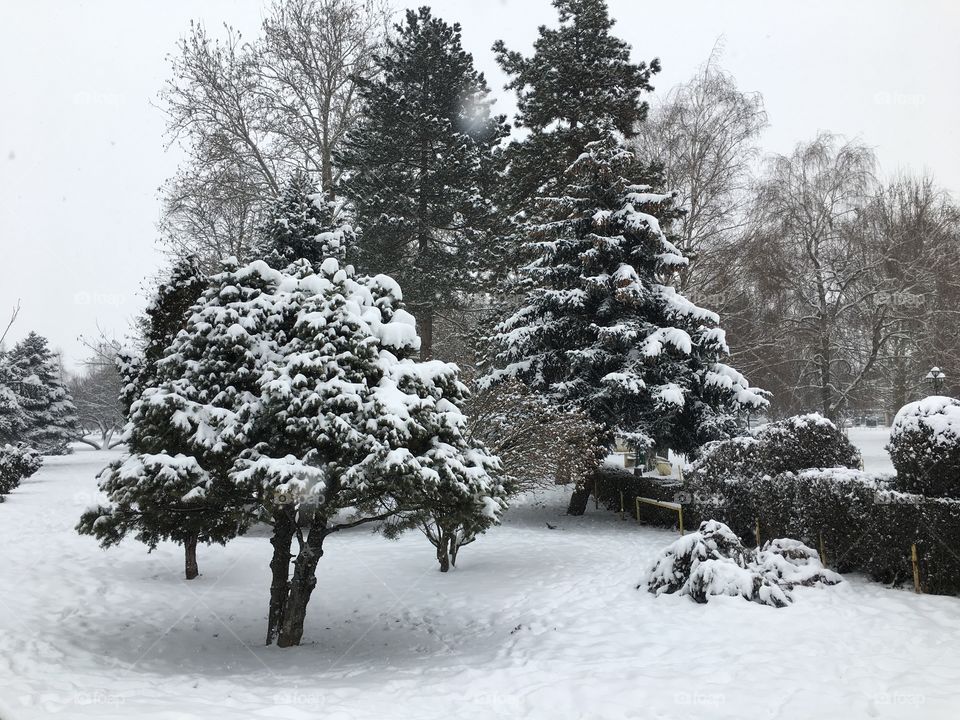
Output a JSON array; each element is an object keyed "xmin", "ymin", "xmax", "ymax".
[{"xmin": 2, "ymin": 447, "xmax": 960, "ymax": 719}]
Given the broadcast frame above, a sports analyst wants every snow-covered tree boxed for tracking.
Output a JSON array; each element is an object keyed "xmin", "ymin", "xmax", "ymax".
[
  {"xmin": 257, "ymin": 171, "xmax": 354, "ymax": 267},
  {"xmin": 69, "ymin": 342, "xmax": 124, "ymax": 450},
  {"xmin": 0, "ymin": 357, "xmax": 27, "ymax": 446},
  {"xmin": 80, "ymin": 258, "xmax": 270, "ymax": 580},
  {"xmin": 81, "ymin": 256, "xmax": 503, "ymax": 644},
  {"xmin": 485, "ymin": 132, "xmax": 767, "ymax": 512},
  {"xmin": 338, "ymin": 6, "xmax": 508, "ymax": 358},
  {"xmin": 493, "ymin": 0, "xmax": 660, "ymax": 211},
  {"xmin": 5, "ymin": 332, "xmax": 79, "ymax": 455},
  {"xmin": 237, "ymin": 259, "xmax": 504, "ymax": 644},
  {"xmin": 0, "ymin": 444, "xmax": 42, "ymax": 500},
  {"xmin": 119, "ymin": 257, "xmax": 206, "ymax": 417}
]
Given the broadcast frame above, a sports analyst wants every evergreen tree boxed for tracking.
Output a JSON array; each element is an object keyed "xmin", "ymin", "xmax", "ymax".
[
  {"xmin": 118, "ymin": 256, "xmax": 206, "ymax": 417},
  {"xmin": 6, "ymin": 332, "xmax": 79, "ymax": 454},
  {"xmin": 485, "ymin": 132, "xmax": 767, "ymax": 512},
  {"xmin": 81, "ymin": 257, "xmax": 264, "ymax": 580},
  {"xmin": 257, "ymin": 171, "xmax": 355, "ymax": 268},
  {"xmin": 493, "ymin": 0, "xmax": 660, "ymax": 210},
  {"xmin": 0, "ymin": 354, "xmax": 27, "ymax": 445},
  {"xmin": 338, "ymin": 6, "xmax": 508, "ymax": 359},
  {"xmin": 81, "ymin": 256, "xmax": 503, "ymax": 642}
]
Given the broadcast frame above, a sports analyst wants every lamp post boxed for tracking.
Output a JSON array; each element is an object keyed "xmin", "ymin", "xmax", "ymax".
[{"xmin": 925, "ymin": 366, "xmax": 946, "ymax": 394}]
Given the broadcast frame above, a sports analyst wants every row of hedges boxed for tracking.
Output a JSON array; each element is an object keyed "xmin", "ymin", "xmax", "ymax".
[
  {"xmin": 675, "ymin": 410, "xmax": 960, "ymax": 595},
  {"xmin": 686, "ymin": 467, "xmax": 960, "ymax": 595}
]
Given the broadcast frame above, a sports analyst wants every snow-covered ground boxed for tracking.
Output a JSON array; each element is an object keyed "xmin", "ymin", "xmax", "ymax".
[
  {"xmin": 848, "ymin": 425, "xmax": 895, "ymax": 473},
  {"xmin": 3, "ymin": 441, "xmax": 960, "ymax": 719}
]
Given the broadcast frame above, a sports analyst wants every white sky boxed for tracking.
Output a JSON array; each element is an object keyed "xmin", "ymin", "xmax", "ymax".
[{"xmin": 2, "ymin": 0, "xmax": 958, "ymax": 370}]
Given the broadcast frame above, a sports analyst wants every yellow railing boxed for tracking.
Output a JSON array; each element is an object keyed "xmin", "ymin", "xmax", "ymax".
[{"xmin": 635, "ymin": 496, "xmax": 684, "ymax": 535}]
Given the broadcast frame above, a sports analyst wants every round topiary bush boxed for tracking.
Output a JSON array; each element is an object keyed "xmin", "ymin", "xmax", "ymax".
[
  {"xmin": 888, "ymin": 396, "xmax": 960, "ymax": 498},
  {"xmin": 754, "ymin": 414, "xmax": 861, "ymax": 475}
]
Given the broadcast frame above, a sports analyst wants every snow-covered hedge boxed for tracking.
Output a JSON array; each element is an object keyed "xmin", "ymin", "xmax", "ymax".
[
  {"xmin": 888, "ymin": 396, "xmax": 960, "ymax": 498},
  {"xmin": 0, "ymin": 444, "xmax": 43, "ymax": 499},
  {"xmin": 686, "ymin": 466, "xmax": 960, "ymax": 595},
  {"xmin": 647, "ymin": 520, "xmax": 841, "ymax": 607}
]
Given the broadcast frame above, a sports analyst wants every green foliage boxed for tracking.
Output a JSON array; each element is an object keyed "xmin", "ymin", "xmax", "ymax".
[
  {"xmin": 257, "ymin": 171, "xmax": 354, "ymax": 268},
  {"xmin": 493, "ymin": 0, "xmax": 660, "ymax": 209},
  {"xmin": 338, "ymin": 6, "xmax": 508, "ymax": 320},
  {"xmin": 888, "ymin": 397, "xmax": 960, "ymax": 498}
]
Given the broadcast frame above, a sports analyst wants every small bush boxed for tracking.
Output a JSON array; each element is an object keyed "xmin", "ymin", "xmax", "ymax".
[
  {"xmin": 646, "ymin": 520, "xmax": 840, "ymax": 607},
  {"xmin": 753, "ymin": 414, "xmax": 861, "ymax": 475},
  {"xmin": 0, "ymin": 444, "xmax": 43, "ymax": 498},
  {"xmin": 888, "ymin": 396, "xmax": 960, "ymax": 498}
]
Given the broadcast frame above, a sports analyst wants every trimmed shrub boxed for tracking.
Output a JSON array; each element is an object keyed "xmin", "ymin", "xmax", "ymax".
[
  {"xmin": 0, "ymin": 444, "xmax": 43, "ymax": 499},
  {"xmin": 888, "ymin": 396, "xmax": 960, "ymax": 498},
  {"xmin": 685, "ymin": 467, "xmax": 960, "ymax": 595},
  {"xmin": 752, "ymin": 414, "xmax": 861, "ymax": 475}
]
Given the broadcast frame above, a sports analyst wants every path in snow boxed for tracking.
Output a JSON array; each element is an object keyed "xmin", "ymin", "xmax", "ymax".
[{"xmin": 1, "ymin": 446, "xmax": 958, "ymax": 719}]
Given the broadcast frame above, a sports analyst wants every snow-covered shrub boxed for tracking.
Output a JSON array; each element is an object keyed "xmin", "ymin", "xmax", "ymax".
[
  {"xmin": 0, "ymin": 444, "xmax": 42, "ymax": 498},
  {"xmin": 888, "ymin": 396, "xmax": 960, "ymax": 498},
  {"xmin": 753, "ymin": 414, "xmax": 861, "ymax": 476},
  {"xmin": 647, "ymin": 520, "xmax": 840, "ymax": 607},
  {"xmin": 680, "ymin": 465, "xmax": 960, "ymax": 595},
  {"xmin": 684, "ymin": 415, "xmax": 861, "ymax": 538}
]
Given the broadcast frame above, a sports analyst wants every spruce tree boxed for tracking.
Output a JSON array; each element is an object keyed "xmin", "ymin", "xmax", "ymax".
[
  {"xmin": 493, "ymin": 0, "xmax": 660, "ymax": 210},
  {"xmin": 0, "ymin": 354, "xmax": 26, "ymax": 445},
  {"xmin": 485, "ymin": 132, "xmax": 767, "ymax": 512},
  {"xmin": 6, "ymin": 332, "xmax": 79, "ymax": 454},
  {"xmin": 257, "ymin": 171, "xmax": 355, "ymax": 268},
  {"xmin": 338, "ymin": 6, "xmax": 508, "ymax": 359},
  {"xmin": 118, "ymin": 256, "xmax": 206, "ymax": 417}
]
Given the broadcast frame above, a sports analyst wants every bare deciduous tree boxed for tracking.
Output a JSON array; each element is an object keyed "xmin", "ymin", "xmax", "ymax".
[
  {"xmin": 734, "ymin": 133, "xmax": 924, "ymax": 420},
  {"xmin": 70, "ymin": 340, "xmax": 125, "ymax": 450},
  {"xmin": 159, "ymin": 0, "xmax": 387, "ymax": 267},
  {"xmin": 633, "ymin": 50, "xmax": 767, "ymax": 303}
]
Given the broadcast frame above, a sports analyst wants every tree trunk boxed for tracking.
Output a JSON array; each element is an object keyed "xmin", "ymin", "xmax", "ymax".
[
  {"xmin": 566, "ymin": 483, "xmax": 591, "ymax": 516},
  {"xmin": 436, "ymin": 529, "xmax": 450, "ymax": 572},
  {"xmin": 265, "ymin": 510, "xmax": 295, "ymax": 646},
  {"xmin": 184, "ymin": 534, "xmax": 199, "ymax": 580},
  {"xmin": 276, "ymin": 518, "xmax": 327, "ymax": 648},
  {"xmin": 419, "ymin": 304, "xmax": 434, "ymax": 361},
  {"xmin": 448, "ymin": 534, "xmax": 459, "ymax": 568}
]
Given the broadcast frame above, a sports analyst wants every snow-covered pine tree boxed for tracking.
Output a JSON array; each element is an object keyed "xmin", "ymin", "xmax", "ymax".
[
  {"xmin": 337, "ymin": 6, "xmax": 508, "ymax": 359},
  {"xmin": 236, "ymin": 258, "xmax": 504, "ymax": 646},
  {"xmin": 493, "ymin": 0, "xmax": 660, "ymax": 212},
  {"xmin": 257, "ymin": 171, "xmax": 354, "ymax": 268},
  {"xmin": 485, "ymin": 131, "xmax": 768, "ymax": 512},
  {"xmin": 80, "ymin": 257, "xmax": 268, "ymax": 580},
  {"xmin": 119, "ymin": 256, "xmax": 207, "ymax": 417},
  {"xmin": 0, "ymin": 353, "xmax": 27, "ymax": 445},
  {"xmin": 5, "ymin": 332, "xmax": 78, "ymax": 454},
  {"xmin": 82, "ymin": 254, "xmax": 503, "ymax": 637}
]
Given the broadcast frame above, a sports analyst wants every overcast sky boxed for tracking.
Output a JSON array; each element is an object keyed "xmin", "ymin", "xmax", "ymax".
[{"xmin": 2, "ymin": 0, "xmax": 958, "ymax": 370}]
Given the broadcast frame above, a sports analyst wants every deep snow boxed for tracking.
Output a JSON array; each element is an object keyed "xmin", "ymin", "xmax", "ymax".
[{"xmin": 1, "ymin": 436, "xmax": 959, "ymax": 719}]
